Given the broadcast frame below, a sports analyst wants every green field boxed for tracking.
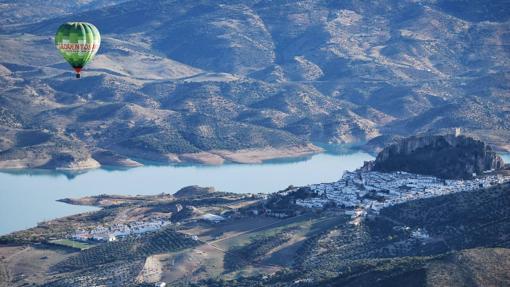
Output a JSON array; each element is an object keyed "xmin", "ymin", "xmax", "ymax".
[{"xmin": 49, "ymin": 239, "xmax": 94, "ymax": 250}]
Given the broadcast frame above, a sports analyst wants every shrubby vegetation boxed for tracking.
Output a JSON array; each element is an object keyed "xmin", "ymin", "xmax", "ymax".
[
  {"xmin": 225, "ymin": 231, "xmax": 293, "ymax": 270},
  {"xmin": 54, "ymin": 227, "xmax": 198, "ymax": 272}
]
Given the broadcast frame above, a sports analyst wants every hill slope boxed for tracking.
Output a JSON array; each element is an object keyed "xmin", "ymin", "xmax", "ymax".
[{"xmin": 0, "ymin": 0, "xmax": 509, "ymax": 168}]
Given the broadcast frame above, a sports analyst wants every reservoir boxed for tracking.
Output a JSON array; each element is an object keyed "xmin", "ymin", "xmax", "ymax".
[{"xmin": 0, "ymin": 151, "xmax": 373, "ymax": 235}]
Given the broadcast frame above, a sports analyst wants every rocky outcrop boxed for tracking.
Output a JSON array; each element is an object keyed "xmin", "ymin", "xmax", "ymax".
[
  {"xmin": 371, "ymin": 134, "xmax": 505, "ymax": 179},
  {"xmin": 173, "ymin": 186, "xmax": 216, "ymax": 199}
]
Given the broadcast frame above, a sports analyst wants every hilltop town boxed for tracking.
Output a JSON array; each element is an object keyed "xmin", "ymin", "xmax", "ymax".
[
  {"xmin": 269, "ymin": 170, "xmax": 510, "ymax": 225},
  {"xmin": 264, "ymin": 134, "xmax": 510, "ymax": 224}
]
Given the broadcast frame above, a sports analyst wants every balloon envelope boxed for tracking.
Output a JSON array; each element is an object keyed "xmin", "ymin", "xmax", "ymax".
[{"xmin": 55, "ymin": 22, "xmax": 100, "ymax": 78}]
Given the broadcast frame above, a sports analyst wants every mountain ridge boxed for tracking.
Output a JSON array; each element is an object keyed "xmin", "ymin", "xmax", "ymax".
[{"xmin": 0, "ymin": 0, "xmax": 509, "ymax": 169}]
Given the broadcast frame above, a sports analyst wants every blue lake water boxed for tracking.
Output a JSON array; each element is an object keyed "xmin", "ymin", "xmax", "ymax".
[{"xmin": 0, "ymin": 151, "xmax": 373, "ymax": 235}]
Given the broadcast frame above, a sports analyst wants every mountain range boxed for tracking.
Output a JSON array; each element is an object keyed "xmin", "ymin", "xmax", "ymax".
[{"xmin": 0, "ymin": 0, "xmax": 509, "ymax": 168}]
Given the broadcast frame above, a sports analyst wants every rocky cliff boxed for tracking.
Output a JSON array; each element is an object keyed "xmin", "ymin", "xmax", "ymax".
[{"xmin": 372, "ymin": 134, "xmax": 505, "ymax": 179}]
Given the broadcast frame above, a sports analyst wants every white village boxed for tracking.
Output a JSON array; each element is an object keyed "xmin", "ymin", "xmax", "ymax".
[
  {"xmin": 295, "ymin": 170, "xmax": 510, "ymax": 224},
  {"xmin": 71, "ymin": 213, "xmax": 226, "ymax": 242},
  {"xmin": 72, "ymin": 220, "xmax": 171, "ymax": 242}
]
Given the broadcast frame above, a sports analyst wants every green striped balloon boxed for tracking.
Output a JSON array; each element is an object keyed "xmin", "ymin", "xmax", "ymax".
[{"xmin": 55, "ymin": 22, "xmax": 101, "ymax": 78}]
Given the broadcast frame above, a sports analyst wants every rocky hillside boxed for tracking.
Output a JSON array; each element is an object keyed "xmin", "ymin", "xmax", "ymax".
[
  {"xmin": 0, "ymin": 0, "xmax": 509, "ymax": 169},
  {"xmin": 371, "ymin": 134, "xmax": 505, "ymax": 179}
]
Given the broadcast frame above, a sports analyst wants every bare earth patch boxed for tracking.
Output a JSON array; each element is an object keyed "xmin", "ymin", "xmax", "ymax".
[{"xmin": 211, "ymin": 144, "xmax": 323, "ymax": 164}]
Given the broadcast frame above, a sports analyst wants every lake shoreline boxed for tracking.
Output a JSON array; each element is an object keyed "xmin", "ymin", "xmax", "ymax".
[
  {"xmin": 0, "ymin": 150, "xmax": 374, "ymax": 235},
  {"xmin": 0, "ymin": 144, "xmax": 324, "ymax": 171}
]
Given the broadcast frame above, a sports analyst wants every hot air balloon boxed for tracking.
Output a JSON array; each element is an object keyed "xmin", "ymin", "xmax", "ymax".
[{"xmin": 55, "ymin": 22, "xmax": 100, "ymax": 78}]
